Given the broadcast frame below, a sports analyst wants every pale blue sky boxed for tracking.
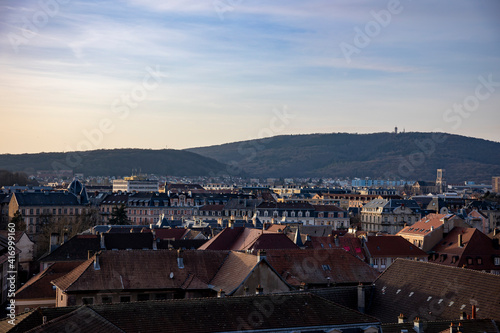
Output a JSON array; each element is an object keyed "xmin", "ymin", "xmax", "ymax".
[{"xmin": 1, "ymin": 0, "xmax": 499, "ymax": 154}]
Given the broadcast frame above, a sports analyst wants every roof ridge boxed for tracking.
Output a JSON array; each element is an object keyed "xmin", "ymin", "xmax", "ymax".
[{"xmin": 51, "ymin": 257, "xmax": 95, "ymax": 291}]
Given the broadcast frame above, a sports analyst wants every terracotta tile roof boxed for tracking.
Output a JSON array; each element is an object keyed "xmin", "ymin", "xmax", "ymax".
[
  {"xmin": 247, "ymin": 233, "xmax": 299, "ymax": 251},
  {"xmin": 0, "ymin": 307, "xmax": 77, "ymax": 333},
  {"xmin": 25, "ymin": 306, "xmax": 125, "ymax": 333},
  {"xmin": 429, "ymin": 227, "xmax": 500, "ymax": 270},
  {"xmin": 198, "ymin": 227, "xmax": 246, "ymax": 250},
  {"xmin": 53, "ymin": 293, "xmax": 379, "ymax": 332},
  {"xmin": 52, "ymin": 250, "xmax": 230, "ymax": 292},
  {"xmin": 364, "ymin": 236, "xmax": 428, "ymax": 258},
  {"xmin": 308, "ymin": 236, "xmax": 366, "ymax": 260},
  {"xmin": 368, "ymin": 259, "xmax": 500, "ymax": 323},
  {"xmin": 264, "ymin": 249, "xmax": 379, "ymax": 286},
  {"xmin": 16, "ymin": 261, "xmax": 83, "ymax": 300},
  {"xmin": 209, "ymin": 251, "xmax": 263, "ymax": 294},
  {"xmin": 265, "ymin": 224, "xmax": 288, "ymax": 233},
  {"xmin": 398, "ymin": 213, "xmax": 448, "ymax": 236}
]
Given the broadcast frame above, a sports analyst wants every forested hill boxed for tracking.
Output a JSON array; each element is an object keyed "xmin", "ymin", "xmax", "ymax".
[
  {"xmin": 187, "ymin": 132, "xmax": 500, "ymax": 183},
  {"xmin": 0, "ymin": 149, "xmax": 228, "ymax": 177}
]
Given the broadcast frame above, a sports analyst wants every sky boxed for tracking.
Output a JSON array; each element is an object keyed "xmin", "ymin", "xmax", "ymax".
[{"xmin": 1, "ymin": 0, "xmax": 499, "ymax": 154}]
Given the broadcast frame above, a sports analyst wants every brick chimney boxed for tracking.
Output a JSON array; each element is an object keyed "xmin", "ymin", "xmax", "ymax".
[
  {"xmin": 398, "ymin": 313, "xmax": 406, "ymax": 324},
  {"xmin": 471, "ymin": 305, "xmax": 476, "ymax": 319},
  {"xmin": 217, "ymin": 289, "xmax": 225, "ymax": 298},
  {"xmin": 458, "ymin": 233, "xmax": 463, "ymax": 247},
  {"xmin": 255, "ymin": 285, "xmax": 263, "ymax": 295}
]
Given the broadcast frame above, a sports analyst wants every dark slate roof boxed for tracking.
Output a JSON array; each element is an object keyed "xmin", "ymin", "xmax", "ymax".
[
  {"xmin": 257, "ymin": 202, "xmax": 315, "ymax": 210},
  {"xmin": 31, "ymin": 293, "xmax": 379, "ymax": 333},
  {"xmin": 13, "ymin": 192, "xmax": 83, "ymax": 206},
  {"xmin": 25, "ymin": 306, "xmax": 125, "ymax": 333},
  {"xmin": 67, "ymin": 178, "xmax": 89, "ymax": 204},
  {"xmin": 0, "ymin": 307, "xmax": 78, "ymax": 333},
  {"xmin": 38, "ymin": 235, "xmax": 101, "ymax": 263},
  {"xmin": 368, "ymin": 259, "xmax": 500, "ymax": 323},
  {"xmin": 309, "ymin": 285, "xmax": 374, "ymax": 311},
  {"xmin": 104, "ymin": 233, "xmax": 154, "ymax": 250},
  {"xmin": 382, "ymin": 319, "xmax": 500, "ymax": 333}
]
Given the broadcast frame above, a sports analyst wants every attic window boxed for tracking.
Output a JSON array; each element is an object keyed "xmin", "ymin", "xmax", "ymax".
[{"xmin": 476, "ymin": 257, "xmax": 482, "ymax": 265}]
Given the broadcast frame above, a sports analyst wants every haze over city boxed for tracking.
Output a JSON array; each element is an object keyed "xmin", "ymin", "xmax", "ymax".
[{"xmin": 1, "ymin": 0, "xmax": 500, "ymax": 154}]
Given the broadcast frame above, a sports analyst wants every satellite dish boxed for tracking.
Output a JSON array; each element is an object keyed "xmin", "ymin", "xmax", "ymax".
[{"xmin": 169, "ymin": 272, "xmax": 174, "ymax": 279}]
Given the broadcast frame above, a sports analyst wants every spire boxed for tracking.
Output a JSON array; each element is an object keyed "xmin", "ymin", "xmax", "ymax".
[{"xmin": 294, "ymin": 227, "xmax": 304, "ymax": 247}]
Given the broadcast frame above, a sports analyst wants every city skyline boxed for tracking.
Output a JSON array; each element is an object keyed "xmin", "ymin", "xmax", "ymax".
[{"xmin": 1, "ymin": 0, "xmax": 500, "ymax": 154}]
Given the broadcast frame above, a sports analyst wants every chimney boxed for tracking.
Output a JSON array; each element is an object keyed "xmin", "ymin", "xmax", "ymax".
[
  {"xmin": 177, "ymin": 249, "xmax": 184, "ymax": 269},
  {"xmin": 62, "ymin": 233, "xmax": 68, "ymax": 244},
  {"xmin": 334, "ymin": 234, "xmax": 340, "ymax": 247},
  {"xmin": 255, "ymin": 285, "xmax": 263, "ymax": 295},
  {"xmin": 471, "ymin": 305, "xmax": 476, "ymax": 319},
  {"xmin": 152, "ymin": 239, "xmax": 158, "ymax": 251},
  {"xmin": 217, "ymin": 289, "xmax": 225, "ymax": 298},
  {"xmin": 257, "ymin": 250, "xmax": 266, "ymax": 262},
  {"xmin": 50, "ymin": 233, "xmax": 60, "ymax": 253},
  {"xmin": 413, "ymin": 317, "xmax": 423, "ymax": 333},
  {"xmin": 357, "ymin": 283, "xmax": 365, "ymax": 314},
  {"xmin": 42, "ymin": 316, "xmax": 47, "ymax": 324},
  {"xmin": 494, "ymin": 229, "xmax": 499, "ymax": 236},
  {"xmin": 100, "ymin": 233, "xmax": 106, "ymax": 249},
  {"xmin": 398, "ymin": 313, "xmax": 406, "ymax": 324},
  {"xmin": 458, "ymin": 234, "xmax": 463, "ymax": 247},
  {"xmin": 449, "ymin": 322, "xmax": 454, "ymax": 333},
  {"xmin": 94, "ymin": 253, "xmax": 100, "ymax": 270},
  {"xmin": 460, "ymin": 312, "xmax": 466, "ymax": 320}
]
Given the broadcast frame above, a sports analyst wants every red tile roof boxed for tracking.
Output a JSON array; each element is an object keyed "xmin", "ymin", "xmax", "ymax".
[
  {"xmin": 363, "ymin": 236, "xmax": 428, "ymax": 258},
  {"xmin": 429, "ymin": 227, "xmax": 500, "ymax": 270},
  {"xmin": 199, "ymin": 227, "xmax": 298, "ymax": 251},
  {"xmin": 52, "ymin": 250, "xmax": 230, "ymax": 292},
  {"xmin": 264, "ymin": 249, "xmax": 379, "ymax": 286},
  {"xmin": 397, "ymin": 213, "xmax": 447, "ymax": 236},
  {"xmin": 154, "ymin": 228, "xmax": 189, "ymax": 240},
  {"xmin": 16, "ymin": 261, "xmax": 84, "ymax": 300}
]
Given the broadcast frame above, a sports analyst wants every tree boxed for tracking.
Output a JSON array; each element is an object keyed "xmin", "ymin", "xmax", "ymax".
[
  {"xmin": 109, "ymin": 204, "xmax": 130, "ymax": 225},
  {"xmin": 11, "ymin": 210, "xmax": 25, "ymax": 232}
]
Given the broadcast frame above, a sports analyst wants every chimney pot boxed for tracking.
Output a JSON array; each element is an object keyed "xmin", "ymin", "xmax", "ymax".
[{"xmin": 471, "ymin": 305, "xmax": 476, "ymax": 319}]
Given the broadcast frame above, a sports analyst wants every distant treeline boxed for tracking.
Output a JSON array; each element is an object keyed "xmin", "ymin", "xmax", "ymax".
[{"xmin": 0, "ymin": 170, "xmax": 38, "ymax": 188}]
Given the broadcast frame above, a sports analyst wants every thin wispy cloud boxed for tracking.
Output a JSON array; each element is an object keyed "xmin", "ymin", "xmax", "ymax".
[{"xmin": 0, "ymin": 0, "xmax": 499, "ymax": 153}]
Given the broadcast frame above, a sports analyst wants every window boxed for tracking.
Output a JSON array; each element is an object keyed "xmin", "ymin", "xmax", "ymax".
[
  {"xmin": 467, "ymin": 257, "xmax": 473, "ymax": 265},
  {"xmin": 137, "ymin": 294, "xmax": 150, "ymax": 301},
  {"xmin": 322, "ymin": 264, "xmax": 331, "ymax": 271},
  {"xmin": 101, "ymin": 296, "xmax": 113, "ymax": 304},
  {"xmin": 476, "ymin": 257, "xmax": 482, "ymax": 265},
  {"xmin": 120, "ymin": 296, "xmax": 131, "ymax": 303},
  {"xmin": 82, "ymin": 297, "xmax": 94, "ymax": 305},
  {"xmin": 495, "ymin": 257, "xmax": 500, "ymax": 266}
]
